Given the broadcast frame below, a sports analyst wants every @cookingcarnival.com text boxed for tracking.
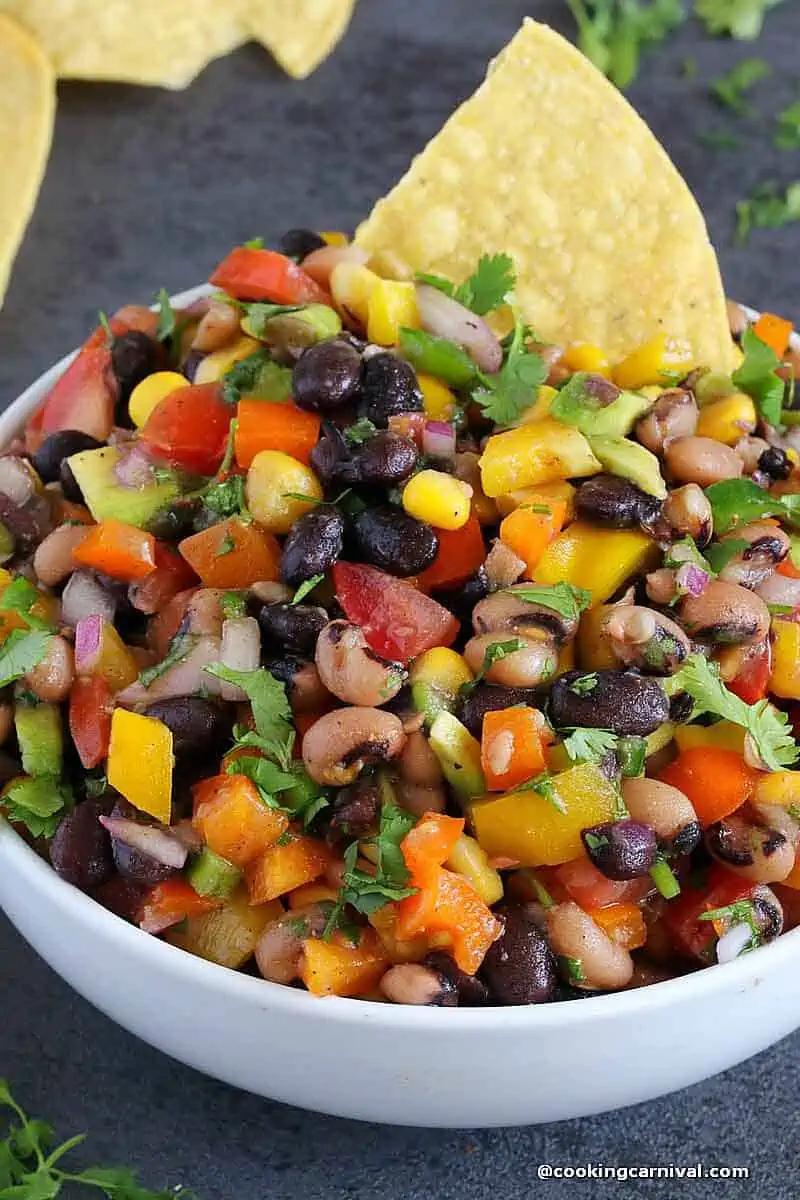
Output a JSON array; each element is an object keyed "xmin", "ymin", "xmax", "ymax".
[{"xmin": 536, "ymin": 1163, "xmax": 749, "ymax": 1182}]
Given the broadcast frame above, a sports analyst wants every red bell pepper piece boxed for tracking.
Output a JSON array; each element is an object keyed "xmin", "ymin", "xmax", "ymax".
[
  {"xmin": 139, "ymin": 878, "xmax": 221, "ymax": 935},
  {"xmin": 128, "ymin": 543, "xmax": 199, "ymax": 615},
  {"xmin": 69, "ymin": 675, "xmax": 113, "ymax": 769},
  {"xmin": 727, "ymin": 640, "xmax": 771, "ymax": 705},
  {"xmin": 333, "ymin": 562, "xmax": 459, "ymax": 665},
  {"xmin": 662, "ymin": 864, "xmax": 753, "ymax": 961},
  {"xmin": 140, "ymin": 382, "xmax": 233, "ymax": 476},
  {"xmin": 209, "ymin": 247, "xmax": 330, "ymax": 306},
  {"xmin": 234, "ymin": 399, "xmax": 321, "ymax": 468}
]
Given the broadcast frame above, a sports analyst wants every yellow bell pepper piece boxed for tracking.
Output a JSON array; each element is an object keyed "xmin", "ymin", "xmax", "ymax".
[
  {"xmin": 612, "ymin": 334, "xmax": 696, "ymax": 390},
  {"xmin": 402, "ymin": 469, "xmax": 472, "ymax": 530},
  {"xmin": 770, "ymin": 619, "xmax": 800, "ymax": 700},
  {"xmin": 446, "ymin": 834, "xmax": 504, "ymax": 905},
  {"xmin": 561, "ymin": 343, "xmax": 611, "ymax": 377},
  {"xmin": 479, "ymin": 419, "xmax": 600, "ymax": 498},
  {"xmin": 755, "ymin": 771, "xmax": 800, "ymax": 810},
  {"xmin": 673, "ymin": 721, "xmax": 745, "ymax": 754},
  {"xmin": 193, "ymin": 335, "xmax": 261, "ymax": 386},
  {"xmin": 330, "ymin": 262, "xmax": 381, "ymax": 325},
  {"xmin": 418, "ymin": 374, "xmax": 456, "ymax": 421},
  {"xmin": 128, "ymin": 371, "xmax": 187, "ymax": 428},
  {"xmin": 495, "ymin": 480, "xmax": 577, "ymax": 520},
  {"xmin": 695, "ymin": 393, "xmax": 757, "ymax": 446},
  {"xmin": 320, "ymin": 230, "xmax": 348, "ymax": 247},
  {"xmin": 108, "ymin": 708, "xmax": 173, "ymax": 824},
  {"xmin": 471, "ymin": 763, "xmax": 618, "ymax": 866},
  {"xmin": 516, "ymin": 384, "xmax": 558, "ymax": 424},
  {"xmin": 533, "ymin": 522, "xmax": 657, "ymax": 605},
  {"xmin": 577, "ymin": 605, "xmax": 618, "ymax": 670},
  {"xmin": 366, "ymin": 279, "xmax": 419, "ymax": 346},
  {"xmin": 167, "ymin": 890, "xmax": 282, "ymax": 970}
]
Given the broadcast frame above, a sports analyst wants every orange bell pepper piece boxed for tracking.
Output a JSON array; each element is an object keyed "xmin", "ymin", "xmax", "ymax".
[
  {"xmin": 659, "ymin": 748, "xmax": 758, "ymax": 828},
  {"xmin": 193, "ymin": 773, "xmax": 288, "ymax": 868},
  {"xmin": 288, "ymin": 882, "xmax": 339, "ymax": 909},
  {"xmin": 751, "ymin": 313, "xmax": 793, "ymax": 359},
  {"xmin": 300, "ymin": 928, "xmax": 390, "ymax": 997},
  {"xmin": 368, "ymin": 902, "xmax": 429, "ymax": 963},
  {"xmin": 417, "ymin": 514, "xmax": 487, "ymax": 591},
  {"xmin": 589, "ymin": 901, "xmax": 647, "ymax": 951},
  {"xmin": 499, "ymin": 496, "xmax": 567, "ymax": 578},
  {"xmin": 234, "ymin": 400, "xmax": 321, "ymax": 469},
  {"xmin": 179, "ymin": 517, "xmax": 281, "ymax": 588},
  {"xmin": 73, "ymin": 518, "xmax": 156, "ymax": 582},
  {"xmin": 395, "ymin": 867, "xmax": 502, "ymax": 973},
  {"xmin": 480, "ymin": 706, "xmax": 547, "ymax": 791},
  {"xmin": 245, "ymin": 833, "xmax": 333, "ymax": 904},
  {"xmin": 400, "ymin": 812, "xmax": 464, "ymax": 877},
  {"xmin": 777, "ymin": 556, "xmax": 800, "ymax": 580},
  {"xmin": 139, "ymin": 878, "xmax": 221, "ymax": 934}
]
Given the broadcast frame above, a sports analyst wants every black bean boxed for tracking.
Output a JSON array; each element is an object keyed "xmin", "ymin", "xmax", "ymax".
[
  {"xmin": 752, "ymin": 890, "xmax": 784, "ymax": 942},
  {"xmin": 105, "ymin": 799, "xmax": 175, "ymax": 886},
  {"xmin": 581, "ymin": 819, "xmax": 657, "ymax": 880},
  {"xmin": 49, "ymin": 801, "xmax": 114, "ymax": 890},
  {"xmin": 353, "ymin": 506, "xmax": 438, "ymax": 576},
  {"xmin": 575, "ymin": 474, "xmax": 661, "ymax": 528},
  {"xmin": 359, "ymin": 352, "xmax": 423, "ymax": 427},
  {"xmin": 423, "ymin": 951, "xmax": 490, "ymax": 1005},
  {"xmin": 0, "ymin": 494, "xmax": 43, "ymax": 554},
  {"xmin": 280, "ymin": 228, "xmax": 327, "ymax": 260},
  {"xmin": 92, "ymin": 875, "xmax": 146, "ymax": 923},
  {"xmin": 146, "ymin": 498, "xmax": 202, "ymax": 541},
  {"xmin": 143, "ymin": 697, "xmax": 228, "ymax": 759},
  {"xmin": 435, "ymin": 567, "xmax": 491, "ymax": 622},
  {"xmin": 111, "ymin": 330, "xmax": 158, "ymax": 400},
  {"xmin": 550, "ymin": 670, "xmax": 670, "ymax": 736},
  {"xmin": 459, "ymin": 684, "xmax": 545, "ymax": 737},
  {"xmin": 328, "ymin": 777, "xmax": 381, "ymax": 842},
  {"xmin": 481, "ymin": 905, "xmax": 557, "ymax": 1005},
  {"xmin": 351, "ymin": 431, "xmax": 419, "ymax": 485},
  {"xmin": 758, "ymin": 447, "xmax": 793, "ymax": 481},
  {"xmin": 309, "ymin": 423, "xmax": 351, "ymax": 487},
  {"xmin": 668, "ymin": 819, "xmax": 702, "ymax": 857},
  {"xmin": 258, "ymin": 602, "xmax": 328, "ymax": 656},
  {"xmin": 32, "ymin": 430, "xmax": 105, "ymax": 486},
  {"xmin": 292, "ymin": 339, "xmax": 362, "ymax": 413},
  {"xmin": 281, "ymin": 505, "xmax": 345, "ymax": 586}
]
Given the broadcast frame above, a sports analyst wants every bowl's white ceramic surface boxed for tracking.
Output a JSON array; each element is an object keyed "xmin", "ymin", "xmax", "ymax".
[{"xmin": 1, "ymin": 289, "xmax": 799, "ymax": 1128}]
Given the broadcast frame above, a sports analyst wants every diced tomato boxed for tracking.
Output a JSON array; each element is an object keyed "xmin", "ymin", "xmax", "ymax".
[
  {"xmin": 417, "ymin": 514, "xmax": 486, "ymax": 591},
  {"xmin": 333, "ymin": 561, "xmax": 459, "ymax": 665},
  {"xmin": 209, "ymin": 247, "xmax": 330, "ymax": 306},
  {"xmin": 69, "ymin": 675, "xmax": 113, "ymax": 769},
  {"xmin": 148, "ymin": 587, "xmax": 197, "ymax": 659},
  {"xmin": 662, "ymin": 863, "xmax": 753, "ymax": 960},
  {"xmin": 128, "ymin": 544, "xmax": 199, "ymax": 615},
  {"xmin": 35, "ymin": 306, "xmax": 158, "ymax": 448},
  {"xmin": 554, "ymin": 857, "xmax": 649, "ymax": 910},
  {"xmin": 727, "ymin": 640, "xmax": 771, "ymax": 705},
  {"xmin": 139, "ymin": 878, "xmax": 221, "ymax": 935},
  {"xmin": 140, "ymin": 382, "xmax": 233, "ymax": 476}
]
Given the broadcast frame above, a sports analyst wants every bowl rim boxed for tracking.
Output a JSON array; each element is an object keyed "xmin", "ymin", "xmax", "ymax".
[{"xmin": 1, "ymin": 287, "xmax": 797, "ymax": 1031}]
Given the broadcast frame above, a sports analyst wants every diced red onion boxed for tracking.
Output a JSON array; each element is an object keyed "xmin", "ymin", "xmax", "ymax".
[
  {"xmin": 422, "ymin": 421, "xmax": 457, "ymax": 461},
  {"xmin": 301, "ymin": 243, "xmax": 369, "ymax": 287},
  {"xmin": 116, "ymin": 635, "xmax": 221, "ymax": 706},
  {"xmin": 675, "ymin": 563, "xmax": 710, "ymax": 598},
  {"xmin": 74, "ymin": 614, "xmax": 104, "ymax": 674},
  {"xmin": 61, "ymin": 570, "xmax": 117, "ymax": 628},
  {"xmin": 219, "ymin": 617, "xmax": 261, "ymax": 701},
  {"xmin": 0, "ymin": 457, "xmax": 36, "ymax": 507},
  {"xmin": 756, "ymin": 573, "xmax": 800, "ymax": 610},
  {"xmin": 415, "ymin": 283, "xmax": 503, "ymax": 374},
  {"xmin": 716, "ymin": 921, "xmax": 754, "ymax": 965},
  {"xmin": 179, "ymin": 297, "xmax": 212, "ymax": 320},
  {"xmin": 114, "ymin": 444, "xmax": 157, "ymax": 489},
  {"xmin": 99, "ymin": 815, "xmax": 188, "ymax": 870}
]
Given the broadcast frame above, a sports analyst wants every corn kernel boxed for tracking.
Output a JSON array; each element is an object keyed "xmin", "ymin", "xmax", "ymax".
[
  {"xmin": 193, "ymin": 335, "xmax": 261, "ymax": 387},
  {"xmin": 366, "ymin": 279, "xmax": 418, "ymax": 346},
  {"xmin": 402, "ymin": 469, "xmax": 472, "ymax": 530},
  {"xmin": 561, "ymin": 343, "xmax": 611, "ymax": 377},
  {"xmin": 695, "ymin": 393, "xmax": 757, "ymax": 446},
  {"xmin": 418, "ymin": 374, "xmax": 456, "ymax": 421},
  {"xmin": 128, "ymin": 371, "xmax": 188, "ymax": 427},
  {"xmin": 410, "ymin": 647, "xmax": 473, "ymax": 693},
  {"xmin": 320, "ymin": 231, "xmax": 348, "ymax": 247},
  {"xmin": 330, "ymin": 262, "xmax": 381, "ymax": 326},
  {"xmin": 612, "ymin": 334, "xmax": 695, "ymax": 390},
  {"xmin": 446, "ymin": 835, "xmax": 504, "ymax": 906},
  {"xmin": 516, "ymin": 384, "xmax": 558, "ymax": 424},
  {"xmin": 770, "ymin": 619, "xmax": 800, "ymax": 700},
  {"xmin": 245, "ymin": 450, "xmax": 323, "ymax": 535}
]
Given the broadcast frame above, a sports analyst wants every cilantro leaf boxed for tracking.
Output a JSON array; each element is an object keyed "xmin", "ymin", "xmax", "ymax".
[
  {"xmin": 221, "ymin": 350, "xmax": 292, "ymax": 406},
  {"xmin": 671, "ymin": 653, "xmax": 799, "ymax": 770},
  {"xmin": 205, "ymin": 664, "xmax": 294, "ymax": 767},
  {"xmin": 459, "ymin": 637, "xmax": 527, "ymax": 697},
  {"xmin": 472, "ymin": 314, "xmax": 547, "ymax": 426},
  {"xmin": 710, "ymin": 58, "xmax": 770, "ymax": 115},
  {"xmin": 243, "ymin": 236, "xmax": 265, "ymax": 249},
  {"xmin": 325, "ymin": 804, "xmax": 417, "ymax": 936},
  {"xmin": 696, "ymin": 131, "xmax": 742, "ymax": 151},
  {"xmin": 291, "ymin": 574, "xmax": 324, "ymax": 604},
  {"xmin": 0, "ymin": 578, "xmax": 55, "ymax": 631},
  {"xmin": 418, "ymin": 254, "xmax": 515, "ymax": 317},
  {"xmin": 704, "ymin": 537, "xmax": 748, "ymax": 574},
  {"xmin": 695, "ymin": 0, "xmax": 783, "ymax": 40},
  {"xmin": 559, "ymin": 954, "xmax": 586, "ymax": 986},
  {"xmin": 732, "ymin": 328, "xmax": 785, "ymax": 425},
  {"xmin": 203, "ymin": 475, "xmax": 249, "ymax": 521},
  {"xmin": 138, "ymin": 634, "xmax": 195, "ymax": 689},
  {"xmin": 505, "ymin": 582, "xmax": 592, "ymax": 623},
  {"xmin": 1, "ymin": 777, "xmax": 73, "ymax": 839},
  {"xmin": 565, "ymin": 0, "xmax": 685, "ymax": 89},
  {"xmin": 775, "ymin": 101, "xmax": 800, "ymax": 151},
  {"xmin": 0, "ymin": 630, "xmax": 53, "ymax": 690},
  {"xmin": 242, "ymin": 301, "xmax": 304, "ymax": 337},
  {"xmin": 344, "ymin": 417, "xmax": 378, "ymax": 446},
  {"xmin": 570, "ymin": 673, "xmax": 599, "ymax": 696},
  {"xmin": 705, "ymin": 478, "xmax": 800, "ymax": 534},
  {"xmin": 735, "ymin": 181, "xmax": 800, "ymax": 245},
  {"xmin": 97, "ymin": 311, "xmax": 113, "ymax": 345},
  {"xmin": 561, "ymin": 727, "xmax": 618, "ymax": 764},
  {"xmin": 221, "ymin": 591, "xmax": 247, "ymax": 620},
  {"xmin": 154, "ymin": 288, "xmax": 176, "ymax": 343}
]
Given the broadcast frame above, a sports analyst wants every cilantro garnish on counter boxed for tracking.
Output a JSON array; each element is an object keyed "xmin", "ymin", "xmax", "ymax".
[
  {"xmin": 735, "ymin": 181, "xmax": 800, "ymax": 244},
  {"xmin": 418, "ymin": 252, "xmax": 516, "ymax": 316},
  {"xmin": 710, "ymin": 57, "xmax": 770, "ymax": 115},
  {"xmin": 695, "ymin": 0, "xmax": 784, "ymax": 40},
  {"xmin": 774, "ymin": 101, "xmax": 800, "ymax": 150},
  {"xmin": 565, "ymin": 0, "xmax": 685, "ymax": 90}
]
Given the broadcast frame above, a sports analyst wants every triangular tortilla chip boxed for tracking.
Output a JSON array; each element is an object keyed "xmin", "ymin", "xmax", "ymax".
[
  {"xmin": 356, "ymin": 19, "xmax": 733, "ymax": 372},
  {"xmin": 244, "ymin": 0, "xmax": 355, "ymax": 79},
  {"xmin": 0, "ymin": 14, "xmax": 55, "ymax": 305}
]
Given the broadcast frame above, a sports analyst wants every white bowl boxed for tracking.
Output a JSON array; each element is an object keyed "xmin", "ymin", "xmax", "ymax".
[{"xmin": 1, "ymin": 289, "xmax": 799, "ymax": 1128}]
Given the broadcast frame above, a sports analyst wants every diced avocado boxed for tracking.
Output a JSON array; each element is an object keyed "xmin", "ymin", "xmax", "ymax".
[
  {"xmin": 186, "ymin": 847, "xmax": 241, "ymax": 900},
  {"xmin": 15, "ymin": 703, "xmax": 63, "ymax": 778},
  {"xmin": 694, "ymin": 370, "xmax": 736, "ymax": 408},
  {"xmin": 411, "ymin": 679, "xmax": 457, "ymax": 727},
  {"xmin": 588, "ymin": 435, "xmax": 666, "ymax": 499},
  {"xmin": 67, "ymin": 446, "xmax": 180, "ymax": 528},
  {"xmin": 429, "ymin": 710, "xmax": 485, "ymax": 802},
  {"xmin": 552, "ymin": 373, "xmax": 653, "ymax": 438},
  {"xmin": 242, "ymin": 303, "xmax": 341, "ymax": 346},
  {"xmin": 244, "ymin": 360, "xmax": 293, "ymax": 402}
]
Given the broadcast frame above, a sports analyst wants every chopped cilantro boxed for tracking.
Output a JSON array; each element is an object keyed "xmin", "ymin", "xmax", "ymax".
[
  {"xmin": 221, "ymin": 349, "xmax": 293, "ymax": 406},
  {"xmin": 243, "ymin": 236, "xmax": 265, "ymax": 249},
  {"xmin": 561, "ymin": 727, "xmax": 618, "ymax": 765},
  {"xmin": 559, "ymin": 955, "xmax": 586, "ymax": 986},
  {"xmin": 324, "ymin": 804, "xmax": 418, "ymax": 936},
  {"xmin": 291, "ymin": 574, "xmax": 324, "ymax": 605},
  {"xmin": 97, "ymin": 310, "xmax": 113, "ymax": 345},
  {"xmin": 0, "ymin": 629, "xmax": 53, "ymax": 690},
  {"xmin": 138, "ymin": 633, "xmax": 195, "ymax": 689},
  {"xmin": 695, "ymin": 0, "xmax": 784, "ymax": 40},
  {"xmin": 154, "ymin": 287, "xmax": 177, "ymax": 342},
  {"xmin": 221, "ymin": 591, "xmax": 247, "ymax": 620},
  {"xmin": 732, "ymin": 327, "xmax": 785, "ymax": 426},
  {"xmin": 735, "ymin": 181, "xmax": 800, "ymax": 245},
  {"xmin": 584, "ymin": 831, "xmax": 610, "ymax": 852},
  {"xmin": 417, "ymin": 253, "xmax": 516, "ymax": 316},
  {"xmin": 775, "ymin": 101, "xmax": 800, "ymax": 151},
  {"xmin": 705, "ymin": 537, "xmax": 749, "ymax": 574},
  {"xmin": 705, "ymin": 478, "xmax": 800, "ymax": 534},
  {"xmin": 2, "ymin": 776, "xmax": 73, "ymax": 839},
  {"xmin": 472, "ymin": 314, "xmax": 547, "ymax": 426},
  {"xmin": 710, "ymin": 58, "xmax": 770, "ymax": 115},
  {"xmin": 345, "ymin": 417, "xmax": 379, "ymax": 446},
  {"xmin": 663, "ymin": 535, "xmax": 711, "ymax": 572},
  {"xmin": 696, "ymin": 131, "xmax": 743, "ymax": 151},
  {"xmin": 0, "ymin": 577, "xmax": 55, "ymax": 631},
  {"xmin": 569, "ymin": 673, "xmax": 599, "ymax": 697},
  {"xmin": 214, "ymin": 531, "xmax": 236, "ymax": 557},
  {"xmin": 649, "ymin": 855, "xmax": 681, "ymax": 899},
  {"xmin": 243, "ymin": 301, "xmax": 304, "ymax": 337},
  {"xmin": 460, "ymin": 637, "xmax": 525, "ymax": 696},
  {"xmin": 205, "ymin": 663, "xmax": 294, "ymax": 768},
  {"xmin": 506, "ymin": 582, "xmax": 592, "ymax": 623},
  {"xmin": 565, "ymin": 0, "xmax": 685, "ymax": 89},
  {"xmin": 205, "ymin": 474, "xmax": 250, "ymax": 521}
]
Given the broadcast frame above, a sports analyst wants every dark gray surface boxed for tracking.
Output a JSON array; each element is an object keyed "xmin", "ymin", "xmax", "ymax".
[{"xmin": 1, "ymin": 0, "xmax": 799, "ymax": 1194}]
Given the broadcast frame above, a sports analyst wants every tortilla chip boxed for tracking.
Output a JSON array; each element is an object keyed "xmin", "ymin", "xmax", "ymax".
[
  {"xmin": 0, "ymin": 2, "xmax": 245, "ymax": 89},
  {"xmin": 0, "ymin": 14, "xmax": 55, "ymax": 305},
  {"xmin": 356, "ymin": 19, "xmax": 733, "ymax": 373},
  {"xmin": 244, "ymin": 0, "xmax": 356, "ymax": 79}
]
